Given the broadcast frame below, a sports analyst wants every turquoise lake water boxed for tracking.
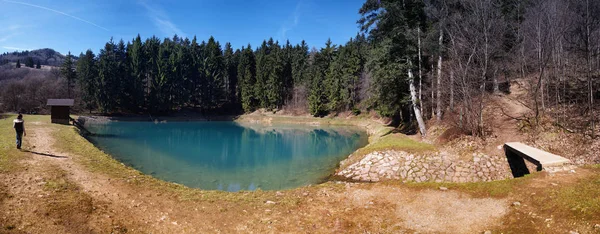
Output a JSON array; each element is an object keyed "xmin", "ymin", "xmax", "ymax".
[{"xmin": 84, "ymin": 121, "xmax": 368, "ymax": 192}]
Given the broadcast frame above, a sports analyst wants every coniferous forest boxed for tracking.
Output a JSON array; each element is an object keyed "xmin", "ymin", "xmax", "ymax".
[
  {"xmin": 3, "ymin": 0, "xmax": 599, "ymax": 137},
  {"xmin": 75, "ymin": 34, "xmax": 368, "ymax": 117}
]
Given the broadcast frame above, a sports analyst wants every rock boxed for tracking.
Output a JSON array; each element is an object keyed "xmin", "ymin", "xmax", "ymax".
[
  {"xmin": 439, "ymin": 187, "xmax": 448, "ymax": 191},
  {"xmin": 551, "ymin": 183, "xmax": 558, "ymax": 186},
  {"xmin": 265, "ymin": 200, "xmax": 276, "ymax": 205},
  {"xmin": 512, "ymin": 201, "xmax": 521, "ymax": 206},
  {"xmin": 569, "ymin": 231, "xmax": 579, "ymax": 234},
  {"xmin": 569, "ymin": 170, "xmax": 576, "ymax": 174},
  {"xmin": 484, "ymin": 231, "xmax": 492, "ymax": 234},
  {"xmin": 594, "ymin": 224, "xmax": 600, "ymax": 229}
]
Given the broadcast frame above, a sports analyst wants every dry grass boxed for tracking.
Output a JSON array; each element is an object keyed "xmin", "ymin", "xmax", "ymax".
[
  {"xmin": 0, "ymin": 114, "xmax": 47, "ymax": 173},
  {"xmin": 341, "ymin": 133, "xmax": 437, "ymax": 169}
]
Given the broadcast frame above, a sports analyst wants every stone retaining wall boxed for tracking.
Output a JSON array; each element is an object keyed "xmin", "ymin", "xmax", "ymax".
[{"xmin": 337, "ymin": 150, "xmax": 513, "ymax": 183}]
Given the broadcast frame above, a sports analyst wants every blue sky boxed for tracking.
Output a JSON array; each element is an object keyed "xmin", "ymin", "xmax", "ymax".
[{"xmin": 0, "ymin": 0, "xmax": 365, "ymax": 55}]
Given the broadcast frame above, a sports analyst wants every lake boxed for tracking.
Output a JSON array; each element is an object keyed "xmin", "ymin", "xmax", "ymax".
[{"xmin": 84, "ymin": 121, "xmax": 368, "ymax": 191}]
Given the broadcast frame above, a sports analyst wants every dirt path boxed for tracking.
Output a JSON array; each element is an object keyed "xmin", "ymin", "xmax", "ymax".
[{"xmin": 0, "ymin": 123, "xmax": 527, "ymax": 233}]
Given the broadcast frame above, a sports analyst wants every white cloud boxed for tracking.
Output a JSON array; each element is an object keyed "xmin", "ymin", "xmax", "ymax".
[
  {"xmin": 278, "ymin": 1, "xmax": 303, "ymax": 41},
  {"xmin": 0, "ymin": 34, "xmax": 14, "ymax": 43},
  {"xmin": 2, "ymin": 46, "xmax": 34, "ymax": 51},
  {"xmin": 2, "ymin": 0, "xmax": 109, "ymax": 31},
  {"xmin": 139, "ymin": 1, "xmax": 185, "ymax": 38}
]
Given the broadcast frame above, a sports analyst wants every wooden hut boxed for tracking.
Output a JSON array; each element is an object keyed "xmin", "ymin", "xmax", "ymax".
[{"xmin": 47, "ymin": 99, "xmax": 74, "ymax": 124}]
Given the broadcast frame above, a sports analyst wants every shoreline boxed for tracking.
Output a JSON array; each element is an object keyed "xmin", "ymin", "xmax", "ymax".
[
  {"xmin": 77, "ymin": 113, "xmax": 396, "ymax": 187},
  {"xmin": 79, "ymin": 112, "xmax": 395, "ymax": 142}
]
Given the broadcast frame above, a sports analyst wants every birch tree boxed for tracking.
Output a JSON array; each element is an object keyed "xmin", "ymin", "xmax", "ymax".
[{"xmin": 359, "ymin": 0, "xmax": 428, "ymax": 136}]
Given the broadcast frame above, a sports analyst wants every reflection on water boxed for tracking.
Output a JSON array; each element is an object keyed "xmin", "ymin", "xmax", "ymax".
[{"xmin": 85, "ymin": 121, "xmax": 368, "ymax": 191}]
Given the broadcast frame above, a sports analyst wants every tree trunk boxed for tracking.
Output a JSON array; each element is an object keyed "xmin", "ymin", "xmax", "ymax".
[
  {"xmin": 431, "ymin": 65, "xmax": 435, "ymax": 119},
  {"xmin": 418, "ymin": 28, "xmax": 424, "ymax": 116},
  {"xmin": 450, "ymin": 70, "xmax": 454, "ymax": 112},
  {"xmin": 493, "ymin": 69, "xmax": 499, "ymax": 93},
  {"xmin": 538, "ymin": 19, "xmax": 545, "ymax": 111},
  {"xmin": 436, "ymin": 29, "xmax": 443, "ymax": 121},
  {"xmin": 586, "ymin": 0, "xmax": 595, "ymax": 138},
  {"xmin": 409, "ymin": 61, "xmax": 427, "ymax": 137}
]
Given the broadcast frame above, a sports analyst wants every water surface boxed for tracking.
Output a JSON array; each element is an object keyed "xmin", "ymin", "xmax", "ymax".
[{"xmin": 85, "ymin": 121, "xmax": 367, "ymax": 191}]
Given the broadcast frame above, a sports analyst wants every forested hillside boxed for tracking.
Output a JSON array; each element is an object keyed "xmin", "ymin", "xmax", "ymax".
[
  {"xmin": 0, "ymin": 48, "xmax": 69, "ymax": 67},
  {"xmin": 2, "ymin": 0, "xmax": 599, "ymax": 138}
]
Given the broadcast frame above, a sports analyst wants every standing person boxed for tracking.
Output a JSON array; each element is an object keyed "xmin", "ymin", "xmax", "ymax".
[{"xmin": 13, "ymin": 114, "xmax": 26, "ymax": 149}]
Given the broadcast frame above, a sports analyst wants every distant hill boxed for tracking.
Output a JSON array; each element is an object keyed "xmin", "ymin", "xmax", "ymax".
[{"xmin": 0, "ymin": 48, "xmax": 76, "ymax": 67}]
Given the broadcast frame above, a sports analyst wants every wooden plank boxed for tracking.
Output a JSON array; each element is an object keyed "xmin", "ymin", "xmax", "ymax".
[{"xmin": 504, "ymin": 142, "xmax": 571, "ymax": 167}]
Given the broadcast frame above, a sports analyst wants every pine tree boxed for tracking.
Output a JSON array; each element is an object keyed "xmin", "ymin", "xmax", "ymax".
[
  {"xmin": 61, "ymin": 51, "xmax": 77, "ymax": 98},
  {"xmin": 35, "ymin": 60, "xmax": 41, "ymax": 69},
  {"xmin": 76, "ymin": 50, "xmax": 98, "ymax": 112},
  {"xmin": 340, "ymin": 37, "xmax": 365, "ymax": 111},
  {"xmin": 223, "ymin": 42, "xmax": 239, "ymax": 106},
  {"xmin": 128, "ymin": 35, "xmax": 146, "ymax": 112},
  {"xmin": 292, "ymin": 41, "xmax": 309, "ymax": 85},
  {"xmin": 155, "ymin": 38, "xmax": 175, "ymax": 112},
  {"xmin": 238, "ymin": 44, "xmax": 257, "ymax": 112},
  {"xmin": 97, "ymin": 39, "xmax": 119, "ymax": 112},
  {"xmin": 202, "ymin": 36, "xmax": 225, "ymax": 109},
  {"xmin": 326, "ymin": 43, "xmax": 343, "ymax": 111},
  {"xmin": 308, "ymin": 40, "xmax": 335, "ymax": 116},
  {"xmin": 25, "ymin": 57, "xmax": 34, "ymax": 68},
  {"xmin": 282, "ymin": 40, "xmax": 294, "ymax": 104},
  {"xmin": 144, "ymin": 36, "xmax": 162, "ymax": 111},
  {"xmin": 189, "ymin": 36, "xmax": 202, "ymax": 107},
  {"xmin": 115, "ymin": 39, "xmax": 129, "ymax": 110},
  {"xmin": 16, "ymin": 59, "xmax": 21, "ymax": 68},
  {"xmin": 255, "ymin": 40, "xmax": 269, "ymax": 108},
  {"xmin": 176, "ymin": 37, "xmax": 194, "ymax": 109},
  {"xmin": 265, "ymin": 39, "xmax": 284, "ymax": 110}
]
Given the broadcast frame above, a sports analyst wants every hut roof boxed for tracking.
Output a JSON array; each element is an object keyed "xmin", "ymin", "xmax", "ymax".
[{"xmin": 47, "ymin": 99, "xmax": 74, "ymax": 106}]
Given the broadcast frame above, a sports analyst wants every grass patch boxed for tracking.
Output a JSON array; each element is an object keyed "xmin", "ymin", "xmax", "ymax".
[
  {"xmin": 52, "ymin": 124, "xmax": 132, "ymax": 178},
  {"xmin": 356, "ymin": 133, "xmax": 436, "ymax": 155},
  {"xmin": 0, "ymin": 114, "xmax": 47, "ymax": 173},
  {"xmin": 340, "ymin": 133, "xmax": 436, "ymax": 169},
  {"xmin": 541, "ymin": 168, "xmax": 600, "ymax": 221},
  {"xmin": 443, "ymin": 176, "xmax": 532, "ymax": 198},
  {"xmin": 382, "ymin": 174, "xmax": 535, "ymax": 198}
]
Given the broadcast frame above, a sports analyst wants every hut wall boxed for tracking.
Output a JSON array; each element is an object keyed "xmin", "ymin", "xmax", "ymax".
[{"xmin": 51, "ymin": 106, "xmax": 70, "ymax": 124}]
